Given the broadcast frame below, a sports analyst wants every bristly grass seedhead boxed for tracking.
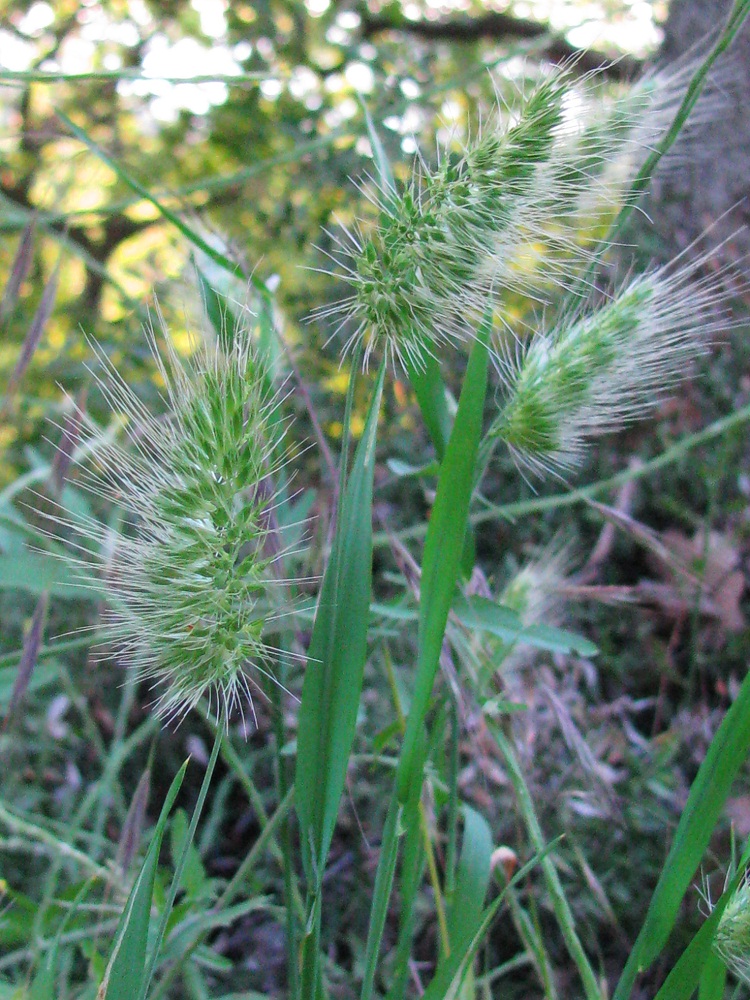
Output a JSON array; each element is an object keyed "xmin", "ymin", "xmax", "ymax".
[
  {"xmin": 500, "ymin": 538, "xmax": 573, "ymax": 627},
  {"xmin": 490, "ymin": 255, "xmax": 731, "ymax": 476},
  {"xmin": 316, "ymin": 62, "xmax": 711, "ymax": 372},
  {"xmin": 54, "ymin": 320, "xmax": 290, "ymax": 726},
  {"xmin": 712, "ymin": 870, "xmax": 750, "ymax": 984},
  {"xmin": 314, "ymin": 69, "xmax": 571, "ymax": 371}
]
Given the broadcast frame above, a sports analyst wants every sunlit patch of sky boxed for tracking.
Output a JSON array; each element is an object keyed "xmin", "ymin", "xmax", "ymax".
[
  {"xmin": 0, "ymin": 0, "xmax": 663, "ymax": 130},
  {"xmin": 378, "ymin": 0, "xmax": 662, "ymax": 55}
]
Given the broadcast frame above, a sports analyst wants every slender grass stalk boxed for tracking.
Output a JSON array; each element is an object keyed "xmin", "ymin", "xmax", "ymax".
[
  {"xmin": 148, "ymin": 786, "xmax": 295, "ymax": 1000},
  {"xmin": 420, "ymin": 805, "xmax": 450, "ymax": 957},
  {"xmin": 374, "ymin": 398, "xmax": 750, "ymax": 548},
  {"xmin": 136, "ymin": 725, "xmax": 223, "ymax": 999},
  {"xmin": 269, "ymin": 673, "xmax": 300, "ymax": 1000},
  {"xmin": 492, "ymin": 723, "xmax": 603, "ymax": 1000}
]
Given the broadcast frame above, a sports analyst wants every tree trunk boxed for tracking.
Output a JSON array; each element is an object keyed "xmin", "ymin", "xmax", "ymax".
[{"xmin": 648, "ymin": 0, "xmax": 750, "ymax": 265}]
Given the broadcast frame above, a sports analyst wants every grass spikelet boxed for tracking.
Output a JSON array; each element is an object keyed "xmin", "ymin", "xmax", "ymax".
[
  {"xmin": 500, "ymin": 538, "xmax": 573, "ymax": 627},
  {"xmin": 713, "ymin": 870, "xmax": 750, "ymax": 984},
  {"xmin": 491, "ymin": 254, "xmax": 730, "ymax": 476},
  {"xmin": 53, "ymin": 317, "xmax": 290, "ymax": 726},
  {"xmin": 319, "ymin": 61, "xmax": 716, "ymax": 371},
  {"xmin": 317, "ymin": 69, "xmax": 571, "ymax": 370}
]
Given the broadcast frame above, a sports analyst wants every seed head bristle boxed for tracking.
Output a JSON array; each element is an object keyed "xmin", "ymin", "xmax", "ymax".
[
  {"xmin": 317, "ymin": 63, "xmax": 706, "ymax": 371},
  {"xmin": 491, "ymin": 255, "xmax": 730, "ymax": 476},
  {"xmin": 57, "ymin": 320, "xmax": 291, "ymax": 726},
  {"xmin": 712, "ymin": 870, "xmax": 750, "ymax": 985}
]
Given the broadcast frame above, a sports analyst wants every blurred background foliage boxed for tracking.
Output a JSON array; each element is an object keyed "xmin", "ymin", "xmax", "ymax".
[{"xmin": 2, "ymin": 0, "xmax": 750, "ymax": 997}]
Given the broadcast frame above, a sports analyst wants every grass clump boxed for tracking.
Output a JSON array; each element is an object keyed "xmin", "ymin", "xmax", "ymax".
[{"xmin": 2, "ymin": 18, "xmax": 750, "ymax": 1000}]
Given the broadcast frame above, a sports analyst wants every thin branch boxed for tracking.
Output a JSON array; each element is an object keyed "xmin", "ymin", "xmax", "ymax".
[{"xmin": 361, "ymin": 11, "xmax": 641, "ymax": 80}]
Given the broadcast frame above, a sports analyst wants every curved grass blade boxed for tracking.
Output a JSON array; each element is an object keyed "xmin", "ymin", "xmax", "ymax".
[
  {"xmin": 446, "ymin": 805, "xmax": 493, "ymax": 955},
  {"xmin": 396, "ymin": 320, "xmax": 490, "ymax": 804},
  {"xmin": 614, "ymin": 668, "xmax": 750, "ymax": 1000},
  {"xmin": 698, "ymin": 952, "xmax": 727, "ymax": 1000},
  {"xmin": 492, "ymin": 724, "xmax": 603, "ymax": 1000},
  {"xmin": 406, "ymin": 354, "xmax": 453, "ymax": 462},
  {"xmin": 360, "ymin": 693, "xmax": 426, "ymax": 1000},
  {"xmin": 653, "ymin": 866, "xmax": 745, "ymax": 1000},
  {"xmin": 195, "ymin": 265, "xmax": 243, "ymax": 354},
  {"xmin": 295, "ymin": 360, "xmax": 385, "ymax": 884},
  {"xmin": 29, "ymin": 880, "xmax": 94, "ymax": 1000},
  {"xmin": 421, "ymin": 839, "xmax": 560, "ymax": 1000},
  {"xmin": 360, "ymin": 100, "xmax": 397, "ymax": 202},
  {"xmin": 97, "ymin": 760, "xmax": 188, "ymax": 1000},
  {"xmin": 385, "ymin": 754, "xmax": 426, "ymax": 1000},
  {"xmin": 453, "ymin": 594, "xmax": 598, "ymax": 657},
  {"xmin": 360, "ymin": 797, "xmax": 404, "ymax": 1000},
  {"xmin": 57, "ymin": 112, "xmax": 245, "ymax": 283}
]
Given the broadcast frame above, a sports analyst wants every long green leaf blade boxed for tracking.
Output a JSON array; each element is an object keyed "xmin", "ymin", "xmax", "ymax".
[
  {"xmin": 407, "ymin": 354, "xmax": 453, "ymax": 462},
  {"xmin": 453, "ymin": 594, "xmax": 598, "ymax": 657},
  {"xmin": 614, "ymin": 668, "xmax": 750, "ymax": 1000},
  {"xmin": 396, "ymin": 323, "xmax": 490, "ymax": 803},
  {"xmin": 57, "ymin": 112, "xmax": 245, "ymax": 282},
  {"xmin": 97, "ymin": 760, "xmax": 188, "ymax": 1000},
  {"xmin": 295, "ymin": 362, "xmax": 386, "ymax": 882},
  {"xmin": 653, "ymin": 866, "xmax": 744, "ymax": 1000},
  {"xmin": 360, "ymin": 797, "xmax": 403, "ymax": 1000},
  {"xmin": 421, "ymin": 840, "xmax": 560, "ymax": 1000},
  {"xmin": 447, "ymin": 805, "xmax": 493, "ymax": 953}
]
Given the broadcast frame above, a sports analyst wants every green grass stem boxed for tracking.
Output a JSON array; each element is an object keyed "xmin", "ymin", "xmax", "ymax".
[
  {"xmin": 375, "ymin": 399, "xmax": 750, "ymax": 549},
  {"xmin": 492, "ymin": 724, "xmax": 603, "ymax": 1000},
  {"xmin": 136, "ymin": 729, "xmax": 223, "ymax": 999}
]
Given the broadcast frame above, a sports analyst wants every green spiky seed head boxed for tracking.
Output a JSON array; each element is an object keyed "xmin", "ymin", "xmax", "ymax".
[
  {"xmin": 320, "ymin": 69, "xmax": 571, "ymax": 370},
  {"xmin": 491, "ymin": 260, "xmax": 726, "ymax": 476},
  {"xmin": 714, "ymin": 873, "xmax": 750, "ymax": 985},
  {"xmin": 62, "ymin": 323, "xmax": 287, "ymax": 725}
]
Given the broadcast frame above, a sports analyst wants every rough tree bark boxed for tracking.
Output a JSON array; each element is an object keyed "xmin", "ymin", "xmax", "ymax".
[{"xmin": 649, "ymin": 0, "xmax": 750, "ymax": 265}]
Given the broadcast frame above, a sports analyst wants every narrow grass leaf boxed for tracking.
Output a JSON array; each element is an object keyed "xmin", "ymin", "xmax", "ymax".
[
  {"xmin": 97, "ymin": 760, "xmax": 188, "ymax": 1000},
  {"xmin": 608, "ymin": 0, "xmax": 750, "ymax": 247},
  {"xmin": 492, "ymin": 724, "xmax": 603, "ymax": 1000},
  {"xmin": 360, "ymin": 101, "xmax": 396, "ymax": 200},
  {"xmin": 5, "ymin": 259, "xmax": 59, "ymax": 400},
  {"xmin": 406, "ymin": 354, "xmax": 453, "ymax": 462},
  {"xmin": 2, "ymin": 593, "xmax": 48, "ymax": 729},
  {"xmin": 396, "ymin": 322, "xmax": 490, "ymax": 803},
  {"xmin": 137, "ymin": 731, "xmax": 223, "ymax": 1000},
  {"xmin": 57, "ymin": 112, "xmax": 244, "ymax": 282},
  {"xmin": 115, "ymin": 765, "xmax": 151, "ymax": 876},
  {"xmin": 196, "ymin": 265, "xmax": 242, "ymax": 354},
  {"xmin": 0, "ymin": 215, "xmax": 35, "ymax": 322},
  {"xmin": 614, "ymin": 668, "xmax": 750, "ymax": 1000},
  {"xmin": 29, "ymin": 880, "xmax": 93, "ymax": 1000},
  {"xmin": 0, "ymin": 552, "xmax": 98, "ymax": 598},
  {"xmin": 446, "ymin": 805, "xmax": 493, "ymax": 953},
  {"xmin": 295, "ymin": 361, "xmax": 386, "ymax": 883},
  {"xmin": 387, "ymin": 458, "xmax": 440, "ymax": 479},
  {"xmin": 453, "ymin": 594, "xmax": 598, "ymax": 657},
  {"xmin": 360, "ymin": 797, "xmax": 404, "ymax": 1000},
  {"xmin": 385, "ymin": 743, "xmax": 427, "ymax": 1000},
  {"xmin": 421, "ymin": 841, "xmax": 560, "ymax": 1000},
  {"xmin": 698, "ymin": 951, "xmax": 726, "ymax": 1000}
]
